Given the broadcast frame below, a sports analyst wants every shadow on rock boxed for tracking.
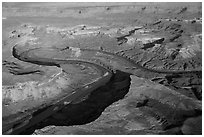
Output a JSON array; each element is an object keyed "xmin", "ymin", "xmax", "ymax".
[{"xmin": 21, "ymin": 70, "xmax": 131, "ymax": 134}]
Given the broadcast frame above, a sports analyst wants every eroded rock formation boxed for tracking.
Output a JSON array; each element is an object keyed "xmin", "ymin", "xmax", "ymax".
[{"xmin": 2, "ymin": 2, "xmax": 202, "ymax": 135}]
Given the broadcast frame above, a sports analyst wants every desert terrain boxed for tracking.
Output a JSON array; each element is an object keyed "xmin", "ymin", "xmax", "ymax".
[{"xmin": 2, "ymin": 2, "xmax": 202, "ymax": 135}]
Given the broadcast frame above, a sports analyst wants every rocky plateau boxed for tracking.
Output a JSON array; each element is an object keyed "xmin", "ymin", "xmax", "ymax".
[{"xmin": 2, "ymin": 2, "xmax": 202, "ymax": 135}]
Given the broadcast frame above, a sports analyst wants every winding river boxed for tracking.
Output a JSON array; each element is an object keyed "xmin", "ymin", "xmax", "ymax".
[{"xmin": 3, "ymin": 43, "xmax": 201, "ymax": 134}]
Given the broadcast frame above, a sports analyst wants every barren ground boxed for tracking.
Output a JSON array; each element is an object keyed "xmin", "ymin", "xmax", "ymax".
[{"xmin": 2, "ymin": 2, "xmax": 202, "ymax": 135}]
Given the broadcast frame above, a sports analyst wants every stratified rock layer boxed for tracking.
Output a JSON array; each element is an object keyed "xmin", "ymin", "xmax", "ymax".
[
  {"xmin": 33, "ymin": 75, "xmax": 201, "ymax": 135},
  {"xmin": 2, "ymin": 2, "xmax": 202, "ymax": 135}
]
